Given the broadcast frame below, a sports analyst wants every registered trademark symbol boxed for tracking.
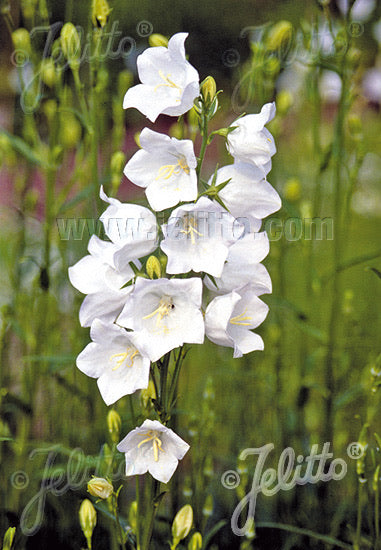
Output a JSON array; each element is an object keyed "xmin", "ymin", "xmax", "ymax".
[
  {"xmin": 347, "ymin": 442, "xmax": 365, "ymax": 460},
  {"xmin": 348, "ymin": 21, "xmax": 364, "ymax": 38}
]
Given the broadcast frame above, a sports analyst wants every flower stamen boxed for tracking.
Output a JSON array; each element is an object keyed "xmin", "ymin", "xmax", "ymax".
[
  {"xmin": 156, "ymin": 155, "xmax": 190, "ymax": 181},
  {"xmin": 154, "ymin": 70, "xmax": 182, "ymax": 92},
  {"xmin": 137, "ymin": 430, "xmax": 165, "ymax": 462},
  {"xmin": 109, "ymin": 348, "xmax": 139, "ymax": 370},
  {"xmin": 230, "ymin": 309, "xmax": 252, "ymax": 326},
  {"xmin": 180, "ymin": 215, "xmax": 203, "ymax": 245},
  {"xmin": 143, "ymin": 296, "xmax": 174, "ymax": 328}
]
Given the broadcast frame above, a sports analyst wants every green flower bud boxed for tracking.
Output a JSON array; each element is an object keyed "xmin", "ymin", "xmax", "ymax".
[
  {"xmin": 87, "ymin": 477, "xmax": 114, "ymax": 499},
  {"xmin": 118, "ymin": 70, "xmax": 133, "ymax": 98},
  {"xmin": 266, "ymin": 20, "xmax": 293, "ymax": 52},
  {"xmin": 146, "ymin": 256, "xmax": 161, "ymax": 279},
  {"xmin": 60, "ymin": 113, "xmax": 82, "ymax": 149},
  {"xmin": 284, "ymin": 177, "xmax": 301, "ymax": 202},
  {"xmin": 188, "ymin": 532, "xmax": 202, "ymax": 550},
  {"xmin": 110, "ymin": 151, "xmax": 125, "ymax": 194},
  {"xmin": 347, "ymin": 115, "xmax": 362, "ymax": 137},
  {"xmin": 43, "ymin": 99, "xmax": 57, "ymax": 122},
  {"xmin": 79, "ymin": 499, "xmax": 96, "ymax": 547},
  {"xmin": 60, "ymin": 23, "xmax": 81, "ymax": 70},
  {"xmin": 20, "ymin": 0, "xmax": 37, "ymax": 20},
  {"xmin": 140, "ymin": 379, "xmax": 156, "ymax": 411},
  {"xmin": 202, "ymin": 494, "xmax": 213, "ymax": 517},
  {"xmin": 149, "ymin": 33, "xmax": 168, "ymax": 48},
  {"xmin": 107, "ymin": 409, "xmax": 122, "ymax": 443},
  {"xmin": 372, "ymin": 464, "xmax": 380, "ymax": 492},
  {"xmin": 2, "ymin": 527, "xmax": 16, "ymax": 550},
  {"xmin": 276, "ymin": 90, "xmax": 293, "ymax": 115},
  {"xmin": 187, "ymin": 106, "xmax": 199, "ymax": 128},
  {"xmin": 12, "ymin": 28, "xmax": 31, "ymax": 57},
  {"xmin": 92, "ymin": 0, "xmax": 111, "ymax": 28},
  {"xmin": 169, "ymin": 122, "xmax": 183, "ymax": 139},
  {"xmin": 201, "ymin": 76, "xmax": 217, "ymax": 105},
  {"xmin": 171, "ymin": 505, "xmax": 193, "ymax": 548},
  {"xmin": 40, "ymin": 58, "xmax": 56, "ymax": 88}
]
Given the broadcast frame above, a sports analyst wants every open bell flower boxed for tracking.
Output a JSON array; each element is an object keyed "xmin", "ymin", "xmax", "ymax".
[
  {"xmin": 76, "ymin": 319, "xmax": 150, "ymax": 405},
  {"xmin": 226, "ymin": 102, "xmax": 276, "ymax": 175},
  {"xmin": 99, "ymin": 187, "xmax": 157, "ymax": 272},
  {"xmin": 124, "ymin": 128, "xmax": 197, "ymax": 211},
  {"xmin": 205, "ymin": 284, "xmax": 269, "ymax": 358},
  {"xmin": 117, "ymin": 277, "xmax": 204, "ymax": 362},
  {"xmin": 117, "ymin": 419, "xmax": 190, "ymax": 483},
  {"xmin": 69, "ymin": 234, "xmax": 138, "ymax": 327},
  {"xmin": 160, "ymin": 197, "xmax": 243, "ymax": 278},
  {"xmin": 123, "ymin": 32, "xmax": 199, "ymax": 122},
  {"xmin": 204, "ymin": 232, "xmax": 272, "ymax": 295},
  {"xmin": 208, "ymin": 162, "xmax": 281, "ymax": 227}
]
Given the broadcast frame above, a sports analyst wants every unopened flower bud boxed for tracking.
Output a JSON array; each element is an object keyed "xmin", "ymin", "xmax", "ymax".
[
  {"xmin": 347, "ymin": 115, "xmax": 362, "ymax": 137},
  {"xmin": 60, "ymin": 113, "xmax": 82, "ymax": 149},
  {"xmin": 20, "ymin": 0, "xmax": 36, "ymax": 20},
  {"xmin": 276, "ymin": 90, "xmax": 293, "ymax": 115},
  {"xmin": 284, "ymin": 177, "xmax": 301, "ymax": 202},
  {"xmin": 134, "ymin": 131, "xmax": 141, "ymax": 147},
  {"xmin": 40, "ymin": 58, "xmax": 56, "ymax": 88},
  {"xmin": 171, "ymin": 505, "xmax": 193, "ymax": 546},
  {"xmin": 107, "ymin": 409, "xmax": 121, "ymax": 442},
  {"xmin": 149, "ymin": 33, "xmax": 168, "ymax": 48},
  {"xmin": 2, "ymin": 527, "xmax": 16, "ymax": 550},
  {"xmin": 110, "ymin": 151, "xmax": 125, "ymax": 194},
  {"xmin": 43, "ymin": 99, "xmax": 57, "ymax": 121},
  {"xmin": 201, "ymin": 76, "xmax": 217, "ymax": 106},
  {"xmin": 146, "ymin": 256, "xmax": 161, "ymax": 279},
  {"xmin": 266, "ymin": 20, "xmax": 293, "ymax": 52},
  {"xmin": 188, "ymin": 532, "xmax": 202, "ymax": 550},
  {"xmin": 128, "ymin": 501, "xmax": 137, "ymax": 533},
  {"xmin": 140, "ymin": 379, "xmax": 156, "ymax": 410},
  {"xmin": 372, "ymin": 464, "xmax": 380, "ymax": 492},
  {"xmin": 92, "ymin": 0, "xmax": 111, "ymax": 28},
  {"xmin": 88, "ymin": 477, "xmax": 114, "ymax": 499},
  {"xmin": 169, "ymin": 122, "xmax": 183, "ymax": 139},
  {"xmin": 12, "ymin": 28, "xmax": 31, "ymax": 57},
  {"xmin": 61, "ymin": 23, "xmax": 81, "ymax": 70},
  {"xmin": 202, "ymin": 494, "xmax": 213, "ymax": 517},
  {"xmin": 79, "ymin": 499, "xmax": 97, "ymax": 546},
  {"xmin": 118, "ymin": 70, "xmax": 133, "ymax": 98},
  {"xmin": 188, "ymin": 106, "xmax": 199, "ymax": 128}
]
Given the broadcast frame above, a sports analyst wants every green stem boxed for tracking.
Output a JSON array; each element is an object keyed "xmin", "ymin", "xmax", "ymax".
[
  {"xmin": 141, "ymin": 479, "xmax": 161, "ymax": 550},
  {"xmin": 113, "ymin": 494, "xmax": 126, "ymax": 550},
  {"xmin": 375, "ymin": 485, "xmax": 380, "ymax": 547},
  {"xmin": 196, "ymin": 114, "xmax": 208, "ymax": 179},
  {"xmin": 355, "ymin": 482, "xmax": 363, "ymax": 549},
  {"xmin": 136, "ymin": 476, "xmax": 141, "ymax": 550}
]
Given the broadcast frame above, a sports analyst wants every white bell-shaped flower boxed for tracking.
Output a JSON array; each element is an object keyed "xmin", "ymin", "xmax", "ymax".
[
  {"xmin": 117, "ymin": 419, "xmax": 190, "ymax": 483},
  {"xmin": 160, "ymin": 197, "xmax": 243, "ymax": 278},
  {"xmin": 123, "ymin": 33, "xmax": 199, "ymax": 122},
  {"xmin": 124, "ymin": 128, "xmax": 197, "ymax": 211},
  {"xmin": 204, "ymin": 232, "xmax": 272, "ymax": 295},
  {"xmin": 76, "ymin": 319, "xmax": 150, "ymax": 405},
  {"xmin": 68, "ymin": 234, "xmax": 137, "ymax": 327},
  {"xmin": 205, "ymin": 284, "xmax": 269, "ymax": 358},
  {"xmin": 117, "ymin": 277, "xmax": 204, "ymax": 362},
  {"xmin": 99, "ymin": 187, "xmax": 157, "ymax": 272},
  {"xmin": 209, "ymin": 162, "xmax": 281, "ymax": 227},
  {"xmin": 227, "ymin": 103, "xmax": 276, "ymax": 175}
]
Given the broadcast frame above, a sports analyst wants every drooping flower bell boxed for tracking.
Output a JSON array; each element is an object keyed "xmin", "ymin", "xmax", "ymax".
[{"xmin": 123, "ymin": 33, "xmax": 199, "ymax": 122}]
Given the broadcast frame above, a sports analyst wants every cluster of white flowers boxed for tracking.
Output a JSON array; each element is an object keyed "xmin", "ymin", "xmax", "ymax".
[{"xmin": 69, "ymin": 33, "xmax": 281, "ymax": 484}]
